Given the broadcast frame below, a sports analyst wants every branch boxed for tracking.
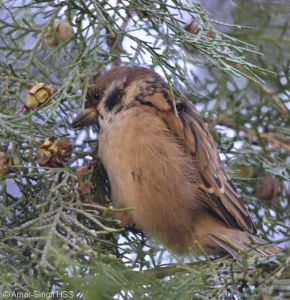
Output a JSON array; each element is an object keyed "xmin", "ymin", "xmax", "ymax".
[
  {"xmin": 216, "ymin": 119, "xmax": 290, "ymax": 151},
  {"xmin": 143, "ymin": 255, "xmax": 234, "ymax": 279}
]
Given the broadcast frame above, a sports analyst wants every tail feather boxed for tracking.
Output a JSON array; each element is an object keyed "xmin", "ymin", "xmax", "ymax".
[{"xmin": 208, "ymin": 232, "xmax": 281, "ymax": 263}]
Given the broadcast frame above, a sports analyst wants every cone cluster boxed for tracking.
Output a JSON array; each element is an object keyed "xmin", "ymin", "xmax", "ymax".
[{"xmin": 36, "ymin": 137, "xmax": 72, "ymax": 167}]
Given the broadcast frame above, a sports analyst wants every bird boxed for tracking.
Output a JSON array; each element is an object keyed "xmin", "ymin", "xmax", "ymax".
[{"xmin": 72, "ymin": 66, "xmax": 279, "ymax": 259}]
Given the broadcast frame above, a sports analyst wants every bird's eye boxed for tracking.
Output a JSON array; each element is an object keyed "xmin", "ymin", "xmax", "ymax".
[{"xmin": 94, "ymin": 92, "xmax": 100, "ymax": 101}]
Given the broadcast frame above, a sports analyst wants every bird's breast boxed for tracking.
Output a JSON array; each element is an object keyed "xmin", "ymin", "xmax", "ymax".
[{"xmin": 98, "ymin": 106, "xmax": 203, "ymax": 250}]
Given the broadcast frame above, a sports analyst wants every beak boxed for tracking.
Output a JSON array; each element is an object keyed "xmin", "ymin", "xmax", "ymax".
[{"xmin": 71, "ymin": 107, "xmax": 97, "ymax": 128}]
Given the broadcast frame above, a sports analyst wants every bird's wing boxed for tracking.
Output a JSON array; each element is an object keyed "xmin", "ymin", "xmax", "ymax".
[
  {"xmin": 145, "ymin": 92, "xmax": 255, "ymax": 233},
  {"xmin": 180, "ymin": 100, "xmax": 255, "ymax": 233}
]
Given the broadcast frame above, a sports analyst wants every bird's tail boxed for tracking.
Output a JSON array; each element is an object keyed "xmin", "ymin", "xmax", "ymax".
[{"xmin": 209, "ymin": 231, "xmax": 281, "ymax": 263}]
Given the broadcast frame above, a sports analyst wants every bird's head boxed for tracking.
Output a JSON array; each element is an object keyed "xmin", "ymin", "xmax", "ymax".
[{"xmin": 71, "ymin": 66, "xmax": 169, "ymax": 129}]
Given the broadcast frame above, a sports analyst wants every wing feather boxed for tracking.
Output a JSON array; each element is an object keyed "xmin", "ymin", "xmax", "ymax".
[
  {"xmin": 178, "ymin": 99, "xmax": 255, "ymax": 233},
  {"xmin": 144, "ymin": 92, "xmax": 255, "ymax": 233}
]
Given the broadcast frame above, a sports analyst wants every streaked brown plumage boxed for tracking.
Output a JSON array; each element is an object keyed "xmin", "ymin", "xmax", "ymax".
[{"xmin": 72, "ymin": 66, "xmax": 279, "ymax": 258}]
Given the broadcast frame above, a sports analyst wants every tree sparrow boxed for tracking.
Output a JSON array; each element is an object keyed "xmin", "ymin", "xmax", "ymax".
[{"xmin": 72, "ymin": 66, "xmax": 279, "ymax": 258}]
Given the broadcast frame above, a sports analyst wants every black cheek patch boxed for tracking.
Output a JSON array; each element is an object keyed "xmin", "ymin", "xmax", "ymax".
[{"xmin": 105, "ymin": 88, "xmax": 123, "ymax": 111}]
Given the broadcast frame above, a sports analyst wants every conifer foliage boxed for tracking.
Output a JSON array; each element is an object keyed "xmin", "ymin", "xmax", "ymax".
[{"xmin": 0, "ymin": 1, "xmax": 289, "ymax": 299}]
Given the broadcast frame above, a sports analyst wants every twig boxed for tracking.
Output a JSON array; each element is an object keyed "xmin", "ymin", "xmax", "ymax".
[
  {"xmin": 235, "ymin": 64, "xmax": 289, "ymax": 118},
  {"xmin": 106, "ymin": 2, "xmax": 132, "ymax": 67},
  {"xmin": 144, "ymin": 257, "xmax": 230, "ymax": 279},
  {"xmin": 217, "ymin": 119, "xmax": 290, "ymax": 151},
  {"xmin": 257, "ymin": 84, "xmax": 289, "ymax": 119}
]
